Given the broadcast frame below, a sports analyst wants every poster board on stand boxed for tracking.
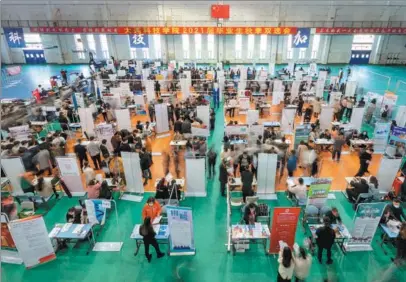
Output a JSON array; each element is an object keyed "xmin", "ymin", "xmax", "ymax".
[
  {"xmin": 1, "ymin": 157, "xmax": 25, "ymax": 195},
  {"xmin": 257, "ymin": 153, "xmax": 277, "ymax": 199},
  {"xmin": 95, "ymin": 123, "xmax": 114, "ymax": 152},
  {"xmin": 345, "ymin": 81, "xmax": 357, "ymax": 97},
  {"xmin": 373, "ymin": 123, "xmax": 391, "ymax": 153},
  {"xmin": 395, "ymin": 105, "xmax": 406, "ymax": 127},
  {"xmin": 281, "ymin": 108, "xmax": 296, "ymax": 134},
  {"xmin": 145, "ymin": 80, "xmax": 155, "ymax": 102},
  {"xmin": 329, "ymin": 92, "xmax": 342, "ymax": 106},
  {"xmin": 315, "ymin": 80, "xmax": 325, "ymax": 98},
  {"xmin": 155, "ymin": 104, "xmax": 169, "ymax": 134},
  {"xmin": 249, "ymin": 124, "xmax": 264, "ymax": 139},
  {"xmin": 294, "ymin": 124, "xmax": 311, "ymax": 149},
  {"xmin": 309, "ymin": 63, "xmax": 318, "ymax": 76},
  {"xmin": 185, "ymin": 158, "xmax": 206, "ymax": 197},
  {"xmin": 115, "ymin": 109, "xmax": 132, "ymax": 131},
  {"xmin": 350, "ymin": 107, "xmax": 366, "ymax": 132},
  {"xmin": 224, "ymin": 125, "xmax": 248, "ymax": 135},
  {"xmin": 78, "ymin": 108, "xmax": 95, "ymax": 135},
  {"xmin": 291, "ymin": 81, "xmax": 300, "ymax": 100},
  {"xmin": 238, "ymin": 97, "xmax": 250, "ymax": 112},
  {"xmin": 8, "ymin": 216, "xmax": 56, "ymax": 269},
  {"xmin": 307, "ymin": 178, "xmax": 332, "ymax": 209},
  {"xmin": 268, "ymin": 62, "xmax": 275, "ymax": 76},
  {"xmin": 319, "ymin": 106, "xmax": 334, "ymax": 130},
  {"xmin": 166, "ymin": 206, "xmax": 196, "ymax": 256},
  {"xmin": 345, "ymin": 202, "xmax": 387, "ymax": 252},
  {"xmin": 196, "ymin": 105, "xmax": 210, "ymax": 127},
  {"xmin": 377, "ymin": 158, "xmax": 402, "ymax": 192},
  {"xmin": 121, "ymin": 152, "xmax": 144, "ymax": 194},
  {"xmin": 56, "ymin": 157, "xmax": 85, "ymax": 196},
  {"xmin": 247, "ymin": 110, "xmax": 259, "ymax": 126},
  {"xmin": 269, "ymin": 207, "xmax": 301, "ymax": 254}
]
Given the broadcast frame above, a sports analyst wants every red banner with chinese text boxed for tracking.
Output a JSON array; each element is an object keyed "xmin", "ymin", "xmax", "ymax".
[
  {"xmin": 269, "ymin": 207, "xmax": 301, "ymax": 254},
  {"xmin": 316, "ymin": 27, "xmax": 406, "ymax": 34}
]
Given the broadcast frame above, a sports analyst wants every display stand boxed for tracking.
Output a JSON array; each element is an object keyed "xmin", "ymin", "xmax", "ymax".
[
  {"xmin": 281, "ymin": 108, "xmax": 296, "ymax": 134},
  {"xmin": 121, "ymin": 152, "xmax": 144, "ymax": 200},
  {"xmin": 329, "ymin": 91, "xmax": 342, "ymax": 106},
  {"xmin": 196, "ymin": 105, "xmax": 210, "ymax": 127},
  {"xmin": 315, "ymin": 80, "xmax": 325, "ymax": 98},
  {"xmin": 291, "ymin": 81, "xmax": 300, "ymax": 100},
  {"xmin": 8, "ymin": 125, "xmax": 30, "ymax": 141},
  {"xmin": 256, "ymin": 153, "xmax": 278, "ymax": 200},
  {"xmin": 238, "ymin": 67, "xmax": 247, "ymax": 91},
  {"xmin": 56, "ymin": 157, "xmax": 86, "ymax": 196},
  {"xmin": 180, "ymin": 78, "xmax": 190, "ymax": 99},
  {"xmin": 166, "ymin": 206, "xmax": 196, "ymax": 256},
  {"xmin": 95, "ymin": 123, "xmax": 115, "ymax": 151},
  {"xmin": 294, "ymin": 124, "xmax": 311, "ymax": 149},
  {"xmin": 238, "ymin": 97, "xmax": 250, "ymax": 113},
  {"xmin": 225, "ymin": 124, "xmax": 248, "ymax": 135},
  {"xmin": 319, "ymin": 106, "xmax": 334, "ymax": 130},
  {"xmin": 350, "ymin": 107, "xmax": 366, "ymax": 132},
  {"xmin": 247, "ymin": 110, "xmax": 259, "ymax": 126},
  {"xmin": 78, "ymin": 108, "xmax": 95, "ymax": 136},
  {"xmin": 154, "ymin": 103, "xmax": 170, "ymax": 134},
  {"xmin": 268, "ymin": 62, "xmax": 275, "ymax": 76},
  {"xmin": 373, "ymin": 123, "xmax": 391, "ymax": 153},
  {"xmin": 377, "ymin": 158, "xmax": 402, "ymax": 193},
  {"xmin": 395, "ymin": 105, "xmax": 406, "ymax": 127},
  {"xmin": 1, "ymin": 157, "xmax": 26, "ymax": 195},
  {"xmin": 185, "ymin": 158, "xmax": 206, "ymax": 197},
  {"xmin": 218, "ymin": 71, "xmax": 225, "ymax": 102},
  {"xmin": 345, "ymin": 202, "xmax": 387, "ymax": 252},
  {"xmin": 272, "ymin": 80, "xmax": 284, "ymax": 105},
  {"xmin": 115, "ymin": 109, "xmax": 132, "ymax": 131},
  {"xmin": 269, "ymin": 207, "xmax": 301, "ymax": 254},
  {"xmin": 145, "ymin": 80, "xmax": 155, "ymax": 102},
  {"xmin": 345, "ymin": 81, "xmax": 357, "ymax": 97},
  {"xmin": 309, "ymin": 63, "xmax": 318, "ymax": 76},
  {"xmin": 249, "ymin": 124, "xmax": 264, "ymax": 139}
]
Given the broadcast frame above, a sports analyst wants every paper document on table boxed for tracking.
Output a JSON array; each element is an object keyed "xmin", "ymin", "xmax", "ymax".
[
  {"xmin": 253, "ymin": 223, "xmax": 262, "ymax": 238},
  {"xmin": 72, "ymin": 224, "xmax": 84, "ymax": 234},
  {"xmin": 153, "ymin": 216, "xmax": 162, "ymax": 225},
  {"xmin": 49, "ymin": 226, "xmax": 62, "ymax": 238},
  {"xmin": 61, "ymin": 223, "xmax": 72, "ymax": 232}
]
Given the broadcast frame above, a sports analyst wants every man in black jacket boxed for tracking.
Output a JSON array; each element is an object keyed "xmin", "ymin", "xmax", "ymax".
[
  {"xmin": 119, "ymin": 138, "xmax": 132, "ymax": 153},
  {"xmin": 241, "ymin": 166, "xmax": 254, "ymax": 203},
  {"xmin": 316, "ymin": 217, "xmax": 336, "ymax": 264},
  {"xmin": 174, "ymin": 118, "xmax": 183, "ymax": 133},
  {"xmin": 346, "ymin": 178, "xmax": 369, "ymax": 203},
  {"xmin": 219, "ymin": 159, "xmax": 229, "ymax": 197},
  {"xmin": 74, "ymin": 139, "xmax": 88, "ymax": 171},
  {"xmin": 355, "ymin": 148, "xmax": 373, "ymax": 177}
]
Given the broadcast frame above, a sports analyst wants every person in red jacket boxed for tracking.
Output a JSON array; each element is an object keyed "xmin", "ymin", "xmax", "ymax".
[{"xmin": 142, "ymin": 197, "xmax": 161, "ymax": 222}]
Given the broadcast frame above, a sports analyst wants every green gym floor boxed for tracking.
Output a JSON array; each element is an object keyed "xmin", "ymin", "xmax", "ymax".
[{"xmin": 2, "ymin": 64, "xmax": 406, "ymax": 282}]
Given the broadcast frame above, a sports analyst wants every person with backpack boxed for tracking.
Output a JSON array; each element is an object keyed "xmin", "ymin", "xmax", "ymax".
[
  {"xmin": 139, "ymin": 217, "xmax": 165, "ymax": 262},
  {"xmin": 207, "ymin": 147, "xmax": 217, "ymax": 179},
  {"xmin": 238, "ymin": 151, "xmax": 252, "ymax": 174},
  {"xmin": 316, "ymin": 216, "xmax": 336, "ymax": 264}
]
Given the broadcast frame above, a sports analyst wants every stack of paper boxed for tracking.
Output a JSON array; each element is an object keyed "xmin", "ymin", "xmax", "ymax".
[
  {"xmin": 72, "ymin": 224, "xmax": 84, "ymax": 234},
  {"xmin": 61, "ymin": 223, "xmax": 72, "ymax": 232}
]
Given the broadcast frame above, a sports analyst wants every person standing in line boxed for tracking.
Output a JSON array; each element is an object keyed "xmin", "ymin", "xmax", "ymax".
[
  {"xmin": 207, "ymin": 147, "xmax": 217, "ymax": 179},
  {"xmin": 154, "ymin": 80, "xmax": 161, "ymax": 98},
  {"xmin": 316, "ymin": 217, "xmax": 336, "ymax": 264},
  {"xmin": 139, "ymin": 217, "xmax": 165, "ymax": 263},
  {"xmin": 241, "ymin": 165, "xmax": 254, "ymax": 203},
  {"xmin": 297, "ymin": 96, "xmax": 304, "ymax": 117},
  {"xmin": 293, "ymin": 245, "xmax": 312, "ymax": 282},
  {"xmin": 277, "ymin": 247, "xmax": 295, "ymax": 282},
  {"xmin": 355, "ymin": 147, "xmax": 373, "ymax": 176},
  {"xmin": 332, "ymin": 133, "xmax": 345, "ymax": 162},
  {"xmin": 87, "ymin": 136, "xmax": 102, "ymax": 170},
  {"xmin": 219, "ymin": 159, "xmax": 229, "ymax": 197}
]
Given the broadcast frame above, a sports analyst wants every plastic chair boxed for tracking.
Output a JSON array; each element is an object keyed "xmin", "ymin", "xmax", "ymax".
[
  {"xmin": 320, "ymin": 206, "xmax": 331, "ymax": 217},
  {"xmin": 303, "ymin": 205, "xmax": 319, "ymax": 227}
]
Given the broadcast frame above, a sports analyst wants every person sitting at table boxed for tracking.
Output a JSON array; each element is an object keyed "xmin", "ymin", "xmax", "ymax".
[
  {"xmin": 316, "ymin": 217, "xmax": 336, "ymax": 264},
  {"xmin": 83, "ymin": 161, "xmax": 96, "ymax": 185},
  {"xmin": 139, "ymin": 216, "xmax": 165, "ymax": 262},
  {"xmin": 359, "ymin": 131, "xmax": 369, "ymax": 140},
  {"xmin": 287, "ymin": 177, "xmax": 307, "ymax": 205},
  {"xmin": 369, "ymin": 176, "xmax": 379, "ymax": 190},
  {"xmin": 346, "ymin": 178, "xmax": 370, "ymax": 203},
  {"xmin": 155, "ymin": 178, "xmax": 169, "ymax": 199},
  {"xmin": 142, "ymin": 197, "xmax": 162, "ymax": 222},
  {"xmin": 381, "ymin": 198, "xmax": 406, "ymax": 223},
  {"xmin": 392, "ymin": 222, "xmax": 406, "ymax": 265},
  {"xmin": 243, "ymin": 203, "xmax": 259, "ymax": 225},
  {"xmin": 325, "ymin": 207, "xmax": 342, "ymax": 225}
]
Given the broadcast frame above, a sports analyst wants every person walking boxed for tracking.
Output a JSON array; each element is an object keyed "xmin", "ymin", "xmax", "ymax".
[
  {"xmin": 293, "ymin": 245, "xmax": 312, "ymax": 282},
  {"xmin": 139, "ymin": 217, "xmax": 165, "ymax": 262},
  {"xmin": 207, "ymin": 147, "xmax": 217, "ymax": 179},
  {"xmin": 33, "ymin": 144, "xmax": 53, "ymax": 175},
  {"xmin": 87, "ymin": 136, "xmax": 102, "ymax": 170},
  {"xmin": 332, "ymin": 133, "xmax": 345, "ymax": 162},
  {"xmin": 277, "ymin": 247, "xmax": 295, "ymax": 282},
  {"xmin": 316, "ymin": 217, "xmax": 336, "ymax": 264},
  {"xmin": 355, "ymin": 148, "xmax": 373, "ymax": 176},
  {"xmin": 74, "ymin": 139, "xmax": 88, "ymax": 172},
  {"xmin": 219, "ymin": 159, "xmax": 229, "ymax": 197},
  {"xmin": 287, "ymin": 150, "xmax": 298, "ymax": 177}
]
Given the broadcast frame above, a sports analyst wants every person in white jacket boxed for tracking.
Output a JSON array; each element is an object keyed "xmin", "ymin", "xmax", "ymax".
[
  {"xmin": 277, "ymin": 246, "xmax": 295, "ymax": 282},
  {"xmin": 293, "ymin": 244, "xmax": 312, "ymax": 282}
]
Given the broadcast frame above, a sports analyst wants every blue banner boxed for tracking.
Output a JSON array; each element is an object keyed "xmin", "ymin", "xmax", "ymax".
[
  {"xmin": 4, "ymin": 28, "xmax": 26, "ymax": 48},
  {"xmin": 292, "ymin": 28, "xmax": 310, "ymax": 48},
  {"xmin": 166, "ymin": 206, "xmax": 195, "ymax": 255},
  {"xmin": 129, "ymin": 34, "xmax": 149, "ymax": 48},
  {"xmin": 389, "ymin": 126, "xmax": 406, "ymax": 145}
]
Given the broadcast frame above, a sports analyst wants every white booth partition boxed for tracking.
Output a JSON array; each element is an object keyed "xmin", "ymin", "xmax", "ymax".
[
  {"xmin": 154, "ymin": 103, "xmax": 170, "ymax": 134},
  {"xmin": 377, "ymin": 158, "xmax": 402, "ymax": 193},
  {"xmin": 281, "ymin": 108, "xmax": 296, "ymax": 134},
  {"xmin": 115, "ymin": 109, "xmax": 132, "ymax": 131},
  {"xmin": 196, "ymin": 105, "xmax": 210, "ymax": 127},
  {"xmin": 320, "ymin": 106, "xmax": 334, "ymax": 130},
  {"xmin": 185, "ymin": 158, "xmax": 206, "ymax": 197},
  {"xmin": 78, "ymin": 108, "xmax": 95, "ymax": 135},
  {"xmin": 256, "ymin": 153, "xmax": 278, "ymax": 200},
  {"xmin": 121, "ymin": 152, "xmax": 144, "ymax": 196},
  {"xmin": 345, "ymin": 81, "xmax": 357, "ymax": 97},
  {"xmin": 145, "ymin": 80, "xmax": 155, "ymax": 102},
  {"xmin": 350, "ymin": 107, "xmax": 366, "ymax": 132},
  {"xmin": 95, "ymin": 123, "xmax": 115, "ymax": 151}
]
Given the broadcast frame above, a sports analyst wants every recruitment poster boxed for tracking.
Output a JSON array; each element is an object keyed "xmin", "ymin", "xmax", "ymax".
[
  {"xmin": 307, "ymin": 178, "xmax": 332, "ymax": 208},
  {"xmin": 269, "ymin": 207, "xmax": 301, "ymax": 254},
  {"xmin": 389, "ymin": 126, "xmax": 406, "ymax": 145},
  {"xmin": 373, "ymin": 122, "xmax": 391, "ymax": 153},
  {"xmin": 1, "ymin": 222, "xmax": 16, "ymax": 249},
  {"xmin": 294, "ymin": 124, "xmax": 311, "ymax": 149},
  {"xmin": 8, "ymin": 216, "xmax": 56, "ymax": 269},
  {"xmin": 224, "ymin": 124, "xmax": 248, "ymax": 135},
  {"xmin": 346, "ymin": 202, "xmax": 387, "ymax": 251},
  {"xmin": 166, "ymin": 206, "xmax": 195, "ymax": 256},
  {"xmin": 85, "ymin": 199, "xmax": 107, "ymax": 225}
]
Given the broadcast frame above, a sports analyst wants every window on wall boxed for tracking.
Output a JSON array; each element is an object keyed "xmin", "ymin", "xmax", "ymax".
[
  {"xmin": 311, "ymin": 34, "xmax": 320, "ymax": 59},
  {"xmin": 23, "ymin": 33, "xmax": 43, "ymax": 49},
  {"xmin": 247, "ymin": 35, "xmax": 255, "ymax": 59},
  {"xmin": 130, "ymin": 49, "xmax": 137, "ymax": 59},
  {"xmin": 352, "ymin": 34, "xmax": 375, "ymax": 51},
  {"xmin": 195, "ymin": 34, "xmax": 202, "ymax": 59},
  {"xmin": 182, "ymin": 34, "xmax": 190, "ymax": 59},
  {"xmin": 287, "ymin": 35, "xmax": 293, "ymax": 59},
  {"xmin": 208, "ymin": 34, "xmax": 215, "ymax": 59},
  {"xmin": 87, "ymin": 34, "xmax": 96, "ymax": 56},
  {"xmin": 143, "ymin": 48, "xmax": 150, "ymax": 59},
  {"xmin": 74, "ymin": 34, "xmax": 85, "ymax": 59},
  {"xmin": 235, "ymin": 34, "xmax": 242, "ymax": 59},
  {"xmin": 153, "ymin": 35, "xmax": 161, "ymax": 58},
  {"xmin": 259, "ymin": 35, "xmax": 267, "ymax": 59},
  {"xmin": 99, "ymin": 34, "xmax": 110, "ymax": 59},
  {"xmin": 299, "ymin": 48, "xmax": 306, "ymax": 59}
]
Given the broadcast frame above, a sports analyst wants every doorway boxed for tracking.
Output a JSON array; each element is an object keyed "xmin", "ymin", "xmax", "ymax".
[{"xmin": 23, "ymin": 50, "xmax": 46, "ymax": 64}]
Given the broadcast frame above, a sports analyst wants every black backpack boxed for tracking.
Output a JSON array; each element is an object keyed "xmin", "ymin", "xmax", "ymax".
[
  {"xmin": 99, "ymin": 180, "xmax": 112, "ymax": 199},
  {"xmin": 382, "ymin": 110, "xmax": 388, "ymax": 118}
]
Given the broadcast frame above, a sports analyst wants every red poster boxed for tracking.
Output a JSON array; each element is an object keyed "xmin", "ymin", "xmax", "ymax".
[{"xmin": 269, "ymin": 207, "xmax": 301, "ymax": 254}]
